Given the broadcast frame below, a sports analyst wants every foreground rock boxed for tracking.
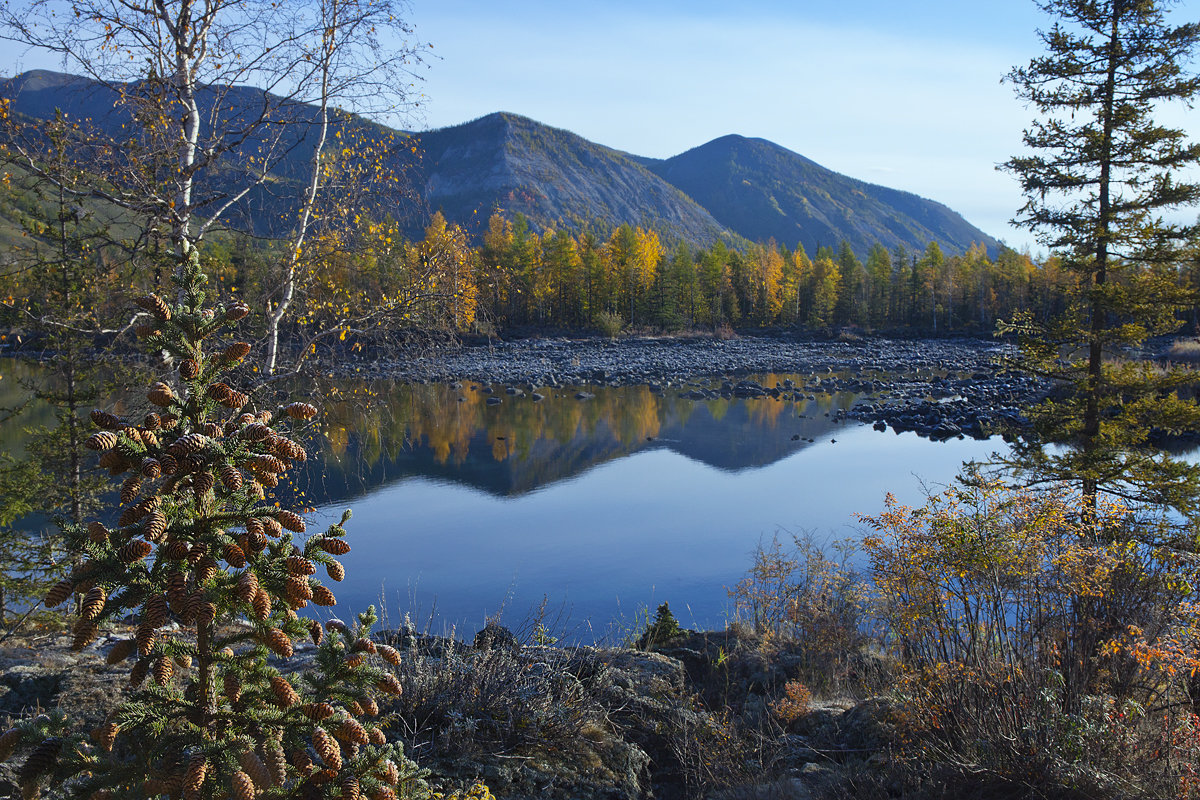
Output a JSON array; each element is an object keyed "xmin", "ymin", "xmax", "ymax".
[{"xmin": 0, "ymin": 625, "xmax": 902, "ymax": 800}]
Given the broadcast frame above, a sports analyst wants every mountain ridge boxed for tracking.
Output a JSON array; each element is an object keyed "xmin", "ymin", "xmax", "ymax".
[{"xmin": 1, "ymin": 69, "xmax": 1000, "ymax": 256}]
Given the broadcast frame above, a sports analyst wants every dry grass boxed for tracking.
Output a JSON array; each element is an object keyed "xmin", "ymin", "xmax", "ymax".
[{"xmin": 1167, "ymin": 337, "xmax": 1200, "ymax": 364}]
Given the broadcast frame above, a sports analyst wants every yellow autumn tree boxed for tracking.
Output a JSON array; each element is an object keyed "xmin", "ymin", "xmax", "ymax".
[{"xmin": 404, "ymin": 212, "xmax": 479, "ymax": 331}]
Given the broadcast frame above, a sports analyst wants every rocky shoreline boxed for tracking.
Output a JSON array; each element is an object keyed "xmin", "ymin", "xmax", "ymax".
[
  {"xmin": 348, "ymin": 335, "xmax": 1047, "ymax": 442},
  {"xmin": 0, "ymin": 624, "xmax": 899, "ymax": 800}
]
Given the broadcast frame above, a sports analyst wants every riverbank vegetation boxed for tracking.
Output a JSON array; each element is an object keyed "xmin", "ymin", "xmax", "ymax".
[{"xmin": 0, "ymin": 0, "xmax": 1200, "ymax": 798}]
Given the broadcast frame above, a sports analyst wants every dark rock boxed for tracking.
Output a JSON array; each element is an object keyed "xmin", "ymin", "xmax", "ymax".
[{"xmin": 473, "ymin": 624, "xmax": 519, "ymax": 652}]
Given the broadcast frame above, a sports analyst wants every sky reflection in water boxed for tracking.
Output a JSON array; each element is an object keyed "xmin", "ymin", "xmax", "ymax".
[{"xmin": 305, "ymin": 380, "xmax": 1000, "ymax": 642}]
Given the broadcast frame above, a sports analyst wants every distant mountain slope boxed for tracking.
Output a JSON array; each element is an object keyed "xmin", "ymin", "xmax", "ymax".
[
  {"xmin": 410, "ymin": 113, "xmax": 734, "ymax": 245},
  {"xmin": 640, "ymin": 135, "xmax": 999, "ymax": 257},
  {"xmin": 1, "ymin": 70, "xmax": 999, "ymax": 255}
]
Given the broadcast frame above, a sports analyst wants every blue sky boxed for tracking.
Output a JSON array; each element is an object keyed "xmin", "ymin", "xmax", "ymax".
[
  {"xmin": 408, "ymin": 0, "xmax": 1200, "ymax": 253},
  {"xmin": 4, "ymin": 1, "xmax": 1197, "ymax": 252}
]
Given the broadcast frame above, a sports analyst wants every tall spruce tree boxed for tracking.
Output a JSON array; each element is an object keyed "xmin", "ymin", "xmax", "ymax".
[
  {"xmin": 0, "ymin": 251, "xmax": 425, "ymax": 799},
  {"xmin": 1000, "ymin": 0, "xmax": 1200, "ymax": 521}
]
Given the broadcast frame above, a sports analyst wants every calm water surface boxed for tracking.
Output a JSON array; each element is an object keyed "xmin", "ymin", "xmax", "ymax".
[
  {"xmin": 0, "ymin": 362, "xmax": 1003, "ymax": 641},
  {"xmin": 299, "ymin": 376, "xmax": 1000, "ymax": 640}
]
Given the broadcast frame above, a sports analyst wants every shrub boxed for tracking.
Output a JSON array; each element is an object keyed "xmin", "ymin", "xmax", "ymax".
[
  {"xmin": 1, "ymin": 251, "xmax": 426, "ymax": 799},
  {"xmin": 594, "ymin": 311, "xmax": 624, "ymax": 339},
  {"xmin": 861, "ymin": 480, "xmax": 1200, "ymax": 796},
  {"xmin": 728, "ymin": 534, "xmax": 871, "ymax": 694},
  {"xmin": 638, "ymin": 602, "xmax": 683, "ymax": 648}
]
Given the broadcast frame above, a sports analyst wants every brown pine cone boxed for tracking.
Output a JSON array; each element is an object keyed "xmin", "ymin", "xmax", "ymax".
[
  {"xmin": 85, "ymin": 431, "xmax": 118, "ymax": 451},
  {"xmin": 220, "ymin": 464, "xmax": 243, "ymax": 492},
  {"xmin": 224, "ymin": 672, "xmax": 242, "ymax": 704},
  {"xmin": 236, "ymin": 570, "xmax": 259, "ymax": 602},
  {"xmin": 252, "ymin": 587, "xmax": 272, "ymax": 621},
  {"xmin": 136, "ymin": 624, "xmax": 156, "ymax": 657},
  {"xmin": 264, "ymin": 741, "xmax": 288, "ymax": 786},
  {"xmin": 197, "ymin": 557, "xmax": 219, "ymax": 585},
  {"xmin": 286, "ymin": 556, "xmax": 316, "ymax": 576},
  {"xmin": 317, "ymin": 538, "xmax": 352, "ymax": 556},
  {"xmin": 312, "ymin": 585, "xmax": 337, "ymax": 607},
  {"xmin": 160, "ymin": 453, "xmax": 179, "ymax": 475},
  {"xmin": 197, "ymin": 601, "xmax": 217, "ymax": 626},
  {"xmin": 165, "ymin": 539, "xmax": 191, "ymax": 560},
  {"xmin": 370, "ymin": 788, "xmax": 398, "ymax": 800},
  {"xmin": 97, "ymin": 450, "xmax": 125, "ymax": 470},
  {"xmin": 120, "ymin": 476, "xmax": 142, "ymax": 505},
  {"xmin": 173, "ymin": 653, "xmax": 192, "ymax": 670},
  {"xmin": 147, "ymin": 382, "xmax": 175, "ymax": 407},
  {"xmin": 143, "ymin": 510, "xmax": 168, "ymax": 542},
  {"xmin": 106, "ymin": 638, "xmax": 136, "ymax": 664},
  {"xmin": 91, "ymin": 409, "xmax": 121, "ymax": 429},
  {"xmin": 170, "ymin": 433, "xmax": 209, "ymax": 455},
  {"xmin": 380, "ymin": 760, "xmax": 400, "ymax": 785},
  {"xmin": 246, "ymin": 530, "xmax": 268, "ymax": 552},
  {"xmin": 362, "ymin": 698, "xmax": 379, "ymax": 717},
  {"xmin": 301, "ymin": 702, "xmax": 335, "ymax": 721},
  {"xmin": 129, "ymin": 658, "xmax": 149, "ymax": 687},
  {"xmin": 167, "ymin": 571, "xmax": 187, "ymax": 610},
  {"xmin": 17, "ymin": 736, "xmax": 62, "ymax": 786},
  {"xmin": 326, "ymin": 561, "xmax": 345, "ymax": 582},
  {"xmin": 153, "ymin": 657, "xmax": 174, "ymax": 686},
  {"xmin": 194, "ymin": 471, "xmax": 215, "ymax": 498},
  {"xmin": 43, "ymin": 579, "xmax": 73, "ymax": 608},
  {"xmin": 72, "ymin": 621, "xmax": 99, "ymax": 651},
  {"xmin": 377, "ymin": 644, "xmax": 402, "ymax": 666},
  {"xmin": 81, "ymin": 586, "xmax": 106, "ymax": 620},
  {"xmin": 270, "ymin": 676, "xmax": 299, "ymax": 708},
  {"xmin": 206, "ymin": 382, "xmax": 234, "ymax": 403},
  {"xmin": 231, "ymin": 770, "xmax": 255, "ymax": 800},
  {"xmin": 179, "ymin": 358, "xmax": 201, "ymax": 380},
  {"xmin": 240, "ymin": 422, "xmax": 271, "ymax": 442},
  {"xmin": 352, "ymin": 638, "xmax": 377, "ymax": 655},
  {"xmin": 368, "ymin": 727, "xmax": 387, "ymax": 746},
  {"xmin": 309, "ymin": 619, "xmax": 324, "ymax": 646},
  {"xmin": 344, "ymin": 654, "xmax": 364, "ymax": 670},
  {"xmin": 143, "ymin": 593, "xmax": 169, "ymax": 628},
  {"xmin": 277, "ymin": 510, "xmax": 305, "ymax": 533},
  {"xmin": 0, "ymin": 728, "xmax": 19, "ymax": 761},
  {"xmin": 262, "ymin": 628, "xmax": 294, "ymax": 658},
  {"xmin": 224, "ymin": 341, "xmax": 252, "ymax": 363},
  {"xmin": 285, "ymin": 402, "xmax": 319, "ymax": 421},
  {"xmin": 250, "ymin": 455, "xmax": 288, "ymax": 475},
  {"xmin": 183, "ymin": 755, "xmax": 207, "ymax": 800},
  {"xmin": 96, "ymin": 721, "xmax": 119, "ymax": 752},
  {"xmin": 339, "ymin": 776, "xmax": 360, "ymax": 800},
  {"xmin": 134, "ymin": 293, "xmax": 172, "ymax": 321},
  {"xmin": 226, "ymin": 303, "xmax": 251, "ymax": 321},
  {"xmin": 119, "ymin": 540, "xmax": 153, "ymax": 563},
  {"xmin": 262, "ymin": 517, "xmax": 283, "ymax": 538},
  {"xmin": 224, "ymin": 543, "xmax": 247, "ymax": 568},
  {"xmin": 312, "ymin": 728, "xmax": 342, "ymax": 771},
  {"xmin": 87, "ymin": 521, "xmax": 109, "ymax": 545},
  {"xmin": 336, "ymin": 718, "xmax": 368, "ymax": 746},
  {"xmin": 285, "ymin": 576, "xmax": 313, "ymax": 608},
  {"xmin": 376, "ymin": 674, "xmax": 403, "ymax": 697}
]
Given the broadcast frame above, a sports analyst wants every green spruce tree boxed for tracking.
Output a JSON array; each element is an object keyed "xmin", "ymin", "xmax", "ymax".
[
  {"xmin": 1000, "ymin": 0, "xmax": 1200, "ymax": 521},
  {"xmin": 0, "ymin": 251, "xmax": 425, "ymax": 800}
]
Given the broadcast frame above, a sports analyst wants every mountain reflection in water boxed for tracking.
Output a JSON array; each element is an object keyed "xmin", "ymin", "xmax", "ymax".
[
  {"xmin": 294, "ymin": 375, "xmax": 998, "ymax": 641},
  {"xmin": 301, "ymin": 375, "xmax": 861, "ymax": 503}
]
